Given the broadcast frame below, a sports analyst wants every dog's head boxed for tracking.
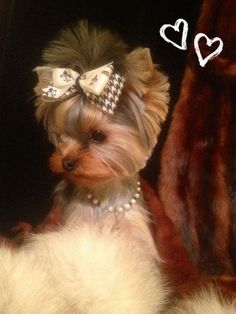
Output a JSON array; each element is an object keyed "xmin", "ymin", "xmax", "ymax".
[{"xmin": 34, "ymin": 21, "xmax": 169, "ymax": 188}]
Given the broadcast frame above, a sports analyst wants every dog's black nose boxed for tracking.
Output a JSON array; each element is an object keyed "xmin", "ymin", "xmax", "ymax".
[{"xmin": 62, "ymin": 158, "xmax": 78, "ymax": 171}]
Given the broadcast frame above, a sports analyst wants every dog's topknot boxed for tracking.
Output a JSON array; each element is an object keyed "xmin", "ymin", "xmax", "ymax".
[
  {"xmin": 34, "ymin": 19, "xmax": 170, "ymax": 160},
  {"xmin": 43, "ymin": 20, "xmax": 128, "ymax": 74}
]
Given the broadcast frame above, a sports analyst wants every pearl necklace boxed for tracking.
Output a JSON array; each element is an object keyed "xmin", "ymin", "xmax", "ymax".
[{"xmin": 86, "ymin": 181, "xmax": 141, "ymax": 215}]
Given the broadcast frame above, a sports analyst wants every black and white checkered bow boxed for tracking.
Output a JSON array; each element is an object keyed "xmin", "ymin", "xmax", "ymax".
[{"xmin": 40, "ymin": 63, "xmax": 125, "ymax": 114}]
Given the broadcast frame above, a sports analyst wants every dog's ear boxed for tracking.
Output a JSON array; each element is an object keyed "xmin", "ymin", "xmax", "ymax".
[
  {"xmin": 124, "ymin": 47, "xmax": 169, "ymax": 153},
  {"xmin": 140, "ymin": 48, "xmax": 154, "ymax": 70},
  {"xmin": 127, "ymin": 47, "xmax": 154, "ymax": 72},
  {"xmin": 126, "ymin": 48, "xmax": 155, "ymax": 95}
]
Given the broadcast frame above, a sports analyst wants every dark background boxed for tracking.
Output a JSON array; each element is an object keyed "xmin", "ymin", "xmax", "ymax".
[{"xmin": 0, "ymin": 0, "xmax": 201, "ymax": 232}]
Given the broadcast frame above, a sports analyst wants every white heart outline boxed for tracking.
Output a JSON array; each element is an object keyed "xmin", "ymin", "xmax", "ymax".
[
  {"xmin": 194, "ymin": 33, "xmax": 224, "ymax": 67},
  {"xmin": 159, "ymin": 18, "xmax": 188, "ymax": 50}
]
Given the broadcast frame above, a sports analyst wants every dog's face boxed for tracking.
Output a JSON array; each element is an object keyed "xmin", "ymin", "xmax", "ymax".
[
  {"xmin": 34, "ymin": 21, "xmax": 169, "ymax": 188},
  {"xmin": 47, "ymin": 94, "xmax": 153, "ymax": 188}
]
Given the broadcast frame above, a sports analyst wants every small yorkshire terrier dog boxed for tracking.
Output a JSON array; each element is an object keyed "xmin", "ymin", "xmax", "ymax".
[{"xmin": 0, "ymin": 21, "xmax": 170, "ymax": 313}]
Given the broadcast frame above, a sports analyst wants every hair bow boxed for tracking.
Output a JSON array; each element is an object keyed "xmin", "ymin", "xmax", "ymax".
[{"xmin": 38, "ymin": 63, "xmax": 125, "ymax": 114}]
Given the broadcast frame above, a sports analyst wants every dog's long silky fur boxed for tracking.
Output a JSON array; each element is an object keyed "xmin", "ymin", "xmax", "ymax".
[{"xmin": 0, "ymin": 21, "xmax": 170, "ymax": 313}]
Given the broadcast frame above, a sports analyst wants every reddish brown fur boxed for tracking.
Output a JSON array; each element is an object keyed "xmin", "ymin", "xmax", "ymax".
[
  {"xmin": 157, "ymin": 0, "xmax": 236, "ymax": 291},
  {"xmin": 142, "ymin": 180, "xmax": 204, "ymax": 295}
]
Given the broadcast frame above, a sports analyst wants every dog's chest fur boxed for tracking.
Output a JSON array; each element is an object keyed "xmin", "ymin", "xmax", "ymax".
[{"xmin": 54, "ymin": 177, "xmax": 157, "ymax": 254}]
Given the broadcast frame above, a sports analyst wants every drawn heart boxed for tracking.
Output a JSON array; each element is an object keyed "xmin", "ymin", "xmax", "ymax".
[
  {"xmin": 194, "ymin": 33, "xmax": 224, "ymax": 67},
  {"xmin": 159, "ymin": 18, "xmax": 188, "ymax": 50}
]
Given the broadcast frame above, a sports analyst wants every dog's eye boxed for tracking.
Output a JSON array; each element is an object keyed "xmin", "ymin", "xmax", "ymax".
[{"xmin": 90, "ymin": 130, "xmax": 107, "ymax": 143}]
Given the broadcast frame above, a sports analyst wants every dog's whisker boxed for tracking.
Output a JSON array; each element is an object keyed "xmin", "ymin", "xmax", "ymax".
[
  {"xmin": 27, "ymin": 94, "xmax": 37, "ymax": 103},
  {"xmin": 95, "ymin": 150, "xmax": 119, "ymax": 177}
]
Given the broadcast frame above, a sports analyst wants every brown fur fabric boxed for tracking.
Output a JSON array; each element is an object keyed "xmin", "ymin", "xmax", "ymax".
[
  {"xmin": 157, "ymin": 0, "xmax": 236, "ymax": 290},
  {"xmin": 141, "ymin": 180, "xmax": 204, "ymax": 294}
]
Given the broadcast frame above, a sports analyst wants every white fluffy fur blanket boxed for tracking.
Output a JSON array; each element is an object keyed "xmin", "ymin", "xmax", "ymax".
[
  {"xmin": 0, "ymin": 224, "xmax": 167, "ymax": 314},
  {"xmin": 0, "ymin": 225, "xmax": 235, "ymax": 313}
]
